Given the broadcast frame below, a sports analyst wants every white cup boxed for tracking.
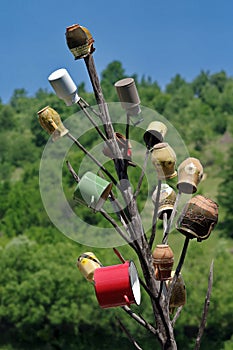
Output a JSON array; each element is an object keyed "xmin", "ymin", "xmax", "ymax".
[{"xmin": 48, "ymin": 68, "xmax": 80, "ymax": 106}]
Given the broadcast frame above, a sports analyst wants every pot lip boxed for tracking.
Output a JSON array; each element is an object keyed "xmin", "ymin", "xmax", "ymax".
[
  {"xmin": 151, "ymin": 142, "xmax": 168, "ymax": 150},
  {"xmin": 157, "ymin": 206, "xmax": 174, "ymax": 220},
  {"xmin": 176, "ymin": 225, "xmax": 210, "ymax": 241},
  {"xmin": 177, "ymin": 182, "xmax": 197, "ymax": 194},
  {"xmin": 128, "ymin": 260, "xmax": 141, "ymax": 306},
  {"xmin": 37, "ymin": 105, "xmax": 50, "ymax": 115},
  {"xmin": 156, "ymin": 244, "xmax": 169, "ymax": 248}
]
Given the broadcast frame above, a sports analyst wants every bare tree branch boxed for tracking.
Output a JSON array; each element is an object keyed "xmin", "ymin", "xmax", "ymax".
[
  {"xmin": 116, "ymin": 316, "xmax": 143, "ymax": 350},
  {"xmin": 77, "ymin": 98, "xmax": 108, "ymax": 141},
  {"xmin": 121, "ymin": 306, "xmax": 158, "ymax": 337},
  {"xmin": 162, "ymin": 191, "xmax": 181, "ymax": 245},
  {"xmin": 66, "ymin": 160, "xmax": 80, "ymax": 183},
  {"xmin": 149, "ymin": 179, "xmax": 162, "ymax": 249},
  {"xmin": 194, "ymin": 260, "xmax": 214, "ymax": 350},
  {"xmin": 166, "ymin": 237, "xmax": 190, "ymax": 311},
  {"xmin": 171, "ymin": 306, "xmax": 184, "ymax": 327},
  {"xmin": 66, "ymin": 132, "xmax": 118, "ymax": 186},
  {"xmin": 133, "ymin": 149, "xmax": 150, "ymax": 199}
]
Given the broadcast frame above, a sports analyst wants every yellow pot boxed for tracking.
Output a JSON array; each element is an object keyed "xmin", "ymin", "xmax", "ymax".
[
  {"xmin": 77, "ymin": 252, "xmax": 102, "ymax": 282},
  {"xmin": 37, "ymin": 106, "xmax": 69, "ymax": 141},
  {"xmin": 151, "ymin": 142, "xmax": 177, "ymax": 179}
]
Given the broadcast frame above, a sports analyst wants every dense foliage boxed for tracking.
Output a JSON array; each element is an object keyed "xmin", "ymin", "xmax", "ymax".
[{"xmin": 0, "ymin": 61, "xmax": 232, "ymax": 349}]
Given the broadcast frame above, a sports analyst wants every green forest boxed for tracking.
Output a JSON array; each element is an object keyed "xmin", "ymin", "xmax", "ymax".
[{"xmin": 0, "ymin": 61, "xmax": 233, "ymax": 350}]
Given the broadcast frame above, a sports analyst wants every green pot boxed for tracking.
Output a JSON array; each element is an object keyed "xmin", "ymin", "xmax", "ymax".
[{"xmin": 74, "ymin": 172, "xmax": 113, "ymax": 211}]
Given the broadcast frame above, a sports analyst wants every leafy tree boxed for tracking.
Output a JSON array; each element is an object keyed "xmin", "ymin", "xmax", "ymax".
[
  {"xmin": 209, "ymin": 71, "xmax": 227, "ymax": 93},
  {"xmin": 0, "ymin": 105, "xmax": 15, "ymax": 129},
  {"xmin": 191, "ymin": 70, "xmax": 210, "ymax": 97},
  {"xmin": 218, "ymin": 142, "xmax": 233, "ymax": 238},
  {"xmin": 165, "ymin": 74, "xmax": 187, "ymax": 94}
]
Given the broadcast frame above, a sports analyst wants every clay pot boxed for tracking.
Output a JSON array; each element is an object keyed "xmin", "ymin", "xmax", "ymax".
[
  {"xmin": 151, "ymin": 143, "xmax": 177, "ymax": 179},
  {"xmin": 77, "ymin": 252, "xmax": 102, "ymax": 282},
  {"xmin": 143, "ymin": 121, "xmax": 167, "ymax": 149},
  {"xmin": 66, "ymin": 24, "xmax": 95, "ymax": 60},
  {"xmin": 37, "ymin": 106, "xmax": 69, "ymax": 141},
  {"xmin": 152, "ymin": 184, "xmax": 176, "ymax": 220},
  {"xmin": 152, "ymin": 244, "xmax": 174, "ymax": 280},
  {"xmin": 166, "ymin": 271, "xmax": 186, "ymax": 310},
  {"xmin": 177, "ymin": 157, "xmax": 203, "ymax": 194},
  {"xmin": 176, "ymin": 195, "xmax": 219, "ymax": 241}
]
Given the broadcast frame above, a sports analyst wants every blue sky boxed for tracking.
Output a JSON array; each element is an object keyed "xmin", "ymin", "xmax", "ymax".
[{"xmin": 1, "ymin": 0, "xmax": 233, "ymax": 103}]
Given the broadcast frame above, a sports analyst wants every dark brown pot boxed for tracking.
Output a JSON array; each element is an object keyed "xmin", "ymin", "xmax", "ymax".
[{"xmin": 176, "ymin": 195, "xmax": 219, "ymax": 241}]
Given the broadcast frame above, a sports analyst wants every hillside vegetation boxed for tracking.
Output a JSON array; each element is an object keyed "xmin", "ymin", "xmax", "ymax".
[{"xmin": 0, "ymin": 61, "xmax": 232, "ymax": 350}]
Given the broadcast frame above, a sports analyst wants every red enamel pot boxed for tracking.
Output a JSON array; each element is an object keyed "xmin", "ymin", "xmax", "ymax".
[{"xmin": 94, "ymin": 261, "xmax": 141, "ymax": 308}]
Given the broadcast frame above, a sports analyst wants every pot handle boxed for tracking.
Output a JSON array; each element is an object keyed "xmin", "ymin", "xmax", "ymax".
[{"xmin": 124, "ymin": 294, "xmax": 130, "ymax": 307}]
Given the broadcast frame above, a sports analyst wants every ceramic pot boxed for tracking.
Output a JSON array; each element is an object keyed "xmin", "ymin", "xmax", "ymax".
[
  {"xmin": 143, "ymin": 121, "xmax": 167, "ymax": 149},
  {"xmin": 77, "ymin": 252, "xmax": 102, "ymax": 282},
  {"xmin": 152, "ymin": 184, "xmax": 176, "ymax": 220},
  {"xmin": 152, "ymin": 244, "xmax": 174, "ymax": 280},
  {"xmin": 166, "ymin": 271, "xmax": 186, "ymax": 309},
  {"xmin": 66, "ymin": 24, "xmax": 95, "ymax": 59},
  {"xmin": 48, "ymin": 68, "xmax": 80, "ymax": 106},
  {"xmin": 94, "ymin": 261, "xmax": 141, "ymax": 308},
  {"xmin": 37, "ymin": 106, "xmax": 69, "ymax": 141},
  {"xmin": 114, "ymin": 78, "xmax": 141, "ymax": 116},
  {"xmin": 73, "ymin": 172, "xmax": 113, "ymax": 212},
  {"xmin": 151, "ymin": 142, "xmax": 177, "ymax": 179},
  {"xmin": 177, "ymin": 157, "xmax": 203, "ymax": 194},
  {"xmin": 176, "ymin": 195, "xmax": 219, "ymax": 241}
]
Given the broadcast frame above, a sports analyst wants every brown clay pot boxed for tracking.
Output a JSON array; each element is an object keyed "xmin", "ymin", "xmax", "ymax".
[
  {"xmin": 166, "ymin": 271, "xmax": 186, "ymax": 310},
  {"xmin": 151, "ymin": 142, "xmax": 177, "ymax": 179},
  {"xmin": 176, "ymin": 195, "xmax": 219, "ymax": 241},
  {"xmin": 66, "ymin": 24, "xmax": 95, "ymax": 60},
  {"xmin": 152, "ymin": 184, "xmax": 177, "ymax": 220},
  {"xmin": 152, "ymin": 244, "xmax": 174, "ymax": 280},
  {"xmin": 177, "ymin": 157, "xmax": 203, "ymax": 194}
]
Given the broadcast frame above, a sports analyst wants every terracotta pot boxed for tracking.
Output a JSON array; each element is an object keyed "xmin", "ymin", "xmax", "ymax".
[
  {"xmin": 94, "ymin": 261, "xmax": 141, "ymax": 308},
  {"xmin": 66, "ymin": 24, "xmax": 95, "ymax": 60},
  {"xmin": 151, "ymin": 142, "xmax": 177, "ymax": 179},
  {"xmin": 77, "ymin": 252, "xmax": 102, "ymax": 282},
  {"xmin": 177, "ymin": 157, "xmax": 203, "ymax": 194},
  {"xmin": 152, "ymin": 244, "xmax": 174, "ymax": 280},
  {"xmin": 37, "ymin": 106, "xmax": 69, "ymax": 141},
  {"xmin": 176, "ymin": 195, "xmax": 219, "ymax": 241},
  {"xmin": 166, "ymin": 271, "xmax": 186, "ymax": 309},
  {"xmin": 143, "ymin": 121, "xmax": 167, "ymax": 149},
  {"xmin": 152, "ymin": 184, "xmax": 176, "ymax": 220},
  {"xmin": 73, "ymin": 172, "xmax": 113, "ymax": 212}
]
